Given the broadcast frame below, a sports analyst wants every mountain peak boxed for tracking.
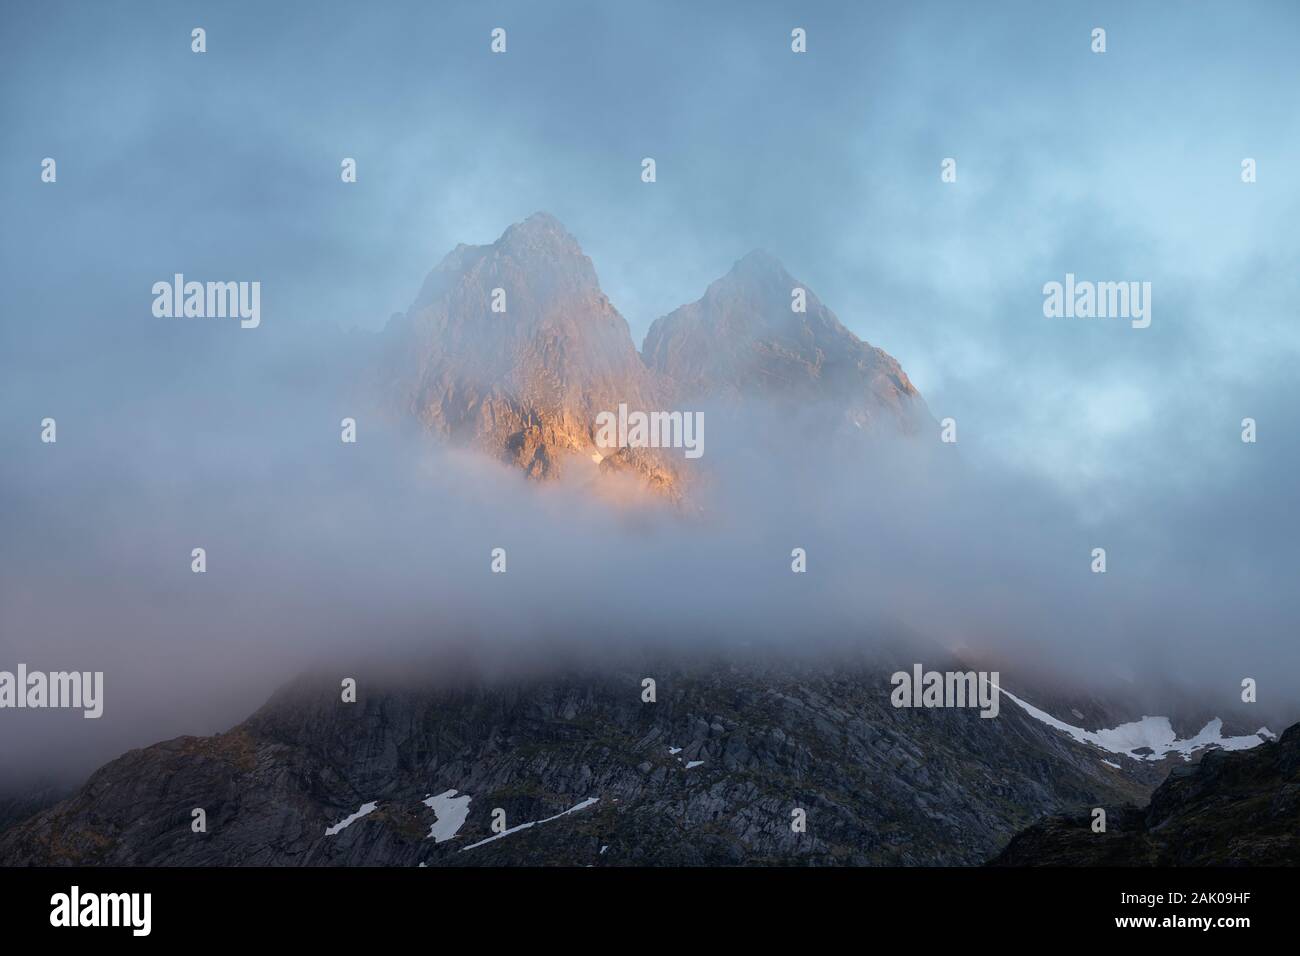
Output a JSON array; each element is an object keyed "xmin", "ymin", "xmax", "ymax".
[
  {"xmin": 380, "ymin": 213, "xmax": 681, "ymax": 496},
  {"xmin": 496, "ymin": 211, "xmax": 582, "ymax": 256},
  {"xmin": 732, "ymin": 248, "xmax": 787, "ymax": 273},
  {"xmin": 701, "ymin": 249, "xmax": 802, "ymax": 306},
  {"xmin": 718, "ymin": 248, "xmax": 793, "ymax": 289},
  {"xmin": 642, "ymin": 251, "xmax": 929, "ymax": 433},
  {"xmin": 523, "ymin": 210, "xmax": 563, "ymax": 227}
]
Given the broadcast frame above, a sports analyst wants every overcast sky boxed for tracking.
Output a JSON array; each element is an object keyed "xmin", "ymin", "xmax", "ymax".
[
  {"xmin": 2, "ymin": 1, "xmax": 1298, "ymax": 780},
  {"xmin": 4, "ymin": 0, "xmax": 1299, "ymax": 494}
]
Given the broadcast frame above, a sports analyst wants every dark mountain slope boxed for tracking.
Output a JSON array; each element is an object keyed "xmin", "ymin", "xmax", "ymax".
[
  {"xmin": 0, "ymin": 657, "xmax": 1149, "ymax": 867},
  {"xmin": 990, "ymin": 721, "xmax": 1300, "ymax": 866}
]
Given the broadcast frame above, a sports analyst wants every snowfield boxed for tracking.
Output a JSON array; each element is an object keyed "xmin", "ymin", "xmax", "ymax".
[
  {"xmin": 1000, "ymin": 687, "xmax": 1273, "ymax": 762},
  {"xmin": 423, "ymin": 789, "xmax": 472, "ymax": 842},
  {"xmin": 324, "ymin": 801, "xmax": 379, "ymax": 836}
]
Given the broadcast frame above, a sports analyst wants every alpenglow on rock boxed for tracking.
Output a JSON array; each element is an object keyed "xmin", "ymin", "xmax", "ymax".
[
  {"xmin": 378, "ymin": 212, "xmax": 680, "ymax": 497},
  {"xmin": 377, "ymin": 214, "xmax": 929, "ymax": 498}
]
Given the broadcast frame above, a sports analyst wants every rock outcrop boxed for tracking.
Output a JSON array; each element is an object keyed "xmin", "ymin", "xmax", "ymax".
[
  {"xmin": 989, "ymin": 721, "xmax": 1300, "ymax": 866},
  {"xmin": 378, "ymin": 212, "xmax": 680, "ymax": 497},
  {"xmin": 643, "ymin": 249, "xmax": 929, "ymax": 434}
]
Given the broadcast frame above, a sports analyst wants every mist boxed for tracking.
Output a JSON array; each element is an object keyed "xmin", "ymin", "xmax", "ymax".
[
  {"xmin": 4, "ymin": 0, "xmax": 1300, "ymax": 787},
  {"xmin": 3, "ymin": 310, "xmax": 1297, "ymax": 787}
]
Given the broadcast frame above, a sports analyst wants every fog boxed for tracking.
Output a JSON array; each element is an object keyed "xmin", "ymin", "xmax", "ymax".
[
  {"xmin": 3, "ymin": 0, "xmax": 1300, "ymax": 787},
  {"xmin": 2, "ymin": 318, "xmax": 1297, "ymax": 787}
]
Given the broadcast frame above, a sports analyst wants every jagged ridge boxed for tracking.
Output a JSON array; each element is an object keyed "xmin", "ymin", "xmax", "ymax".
[{"xmin": 378, "ymin": 214, "xmax": 928, "ymax": 496}]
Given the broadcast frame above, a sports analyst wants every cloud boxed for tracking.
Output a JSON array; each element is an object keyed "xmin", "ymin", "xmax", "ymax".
[{"xmin": 2, "ymin": 0, "xmax": 1298, "ymax": 784}]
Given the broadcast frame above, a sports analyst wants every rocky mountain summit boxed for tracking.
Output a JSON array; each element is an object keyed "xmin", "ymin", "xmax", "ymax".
[
  {"xmin": 378, "ymin": 212, "xmax": 680, "ymax": 497},
  {"xmin": 377, "ymin": 214, "xmax": 928, "ymax": 499},
  {"xmin": 643, "ymin": 249, "xmax": 928, "ymax": 434},
  {"xmin": 0, "ymin": 657, "xmax": 1150, "ymax": 866},
  {"xmin": 989, "ymin": 720, "xmax": 1300, "ymax": 866}
]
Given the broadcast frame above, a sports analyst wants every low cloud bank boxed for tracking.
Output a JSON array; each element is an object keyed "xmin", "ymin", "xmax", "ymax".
[{"xmin": 1, "ymin": 335, "xmax": 1296, "ymax": 786}]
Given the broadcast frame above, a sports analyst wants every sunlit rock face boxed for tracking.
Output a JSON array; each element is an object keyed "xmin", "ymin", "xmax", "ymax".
[
  {"xmin": 379, "ymin": 212, "xmax": 681, "ymax": 498},
  {"xmin": 379, "ymin": 214, "xmax": 929, "ymax": 502}
]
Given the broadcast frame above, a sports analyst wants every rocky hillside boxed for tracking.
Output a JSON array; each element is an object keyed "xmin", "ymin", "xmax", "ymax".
[
  {"xmin": 0, "ymin": 783, "xmax": 69, "ymax": 839},
  {"xmin": 0, "ymin": 656, "xmax": 1151, "ymax": 867},
  {"xmin": 989, "ymin": 721, "xmax": 1300, "ymax": 866}
]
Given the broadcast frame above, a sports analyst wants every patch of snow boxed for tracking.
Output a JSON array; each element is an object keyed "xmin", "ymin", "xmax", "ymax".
[
  {"xmin": 999, "ymin": 686, "xmax": 1273, "ymax": 762},
  {"xmin": 600, "ymin": 845, "xmax": 609, "ymax": 854},
  {"xmin": 423, "ymin": 789, "xmax": 472, "ymax": 842},
  {"xmin": 461, "ymin": 797, "xmax": 600, "ymax": 852},
  {"xmin": 325, "ymin": 801, "xmax": 378, "ymax": 836},
  {"xmin": 685, "ymin": 760, "xmax": 704, "ymax": 769},
  {"xmin": 667, "ymin": 746, "xmax": 682, "ymax": 754},
  {"xmin": 1101, "ymin": 759, "xmax": 1120, "ymax": 769}
]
